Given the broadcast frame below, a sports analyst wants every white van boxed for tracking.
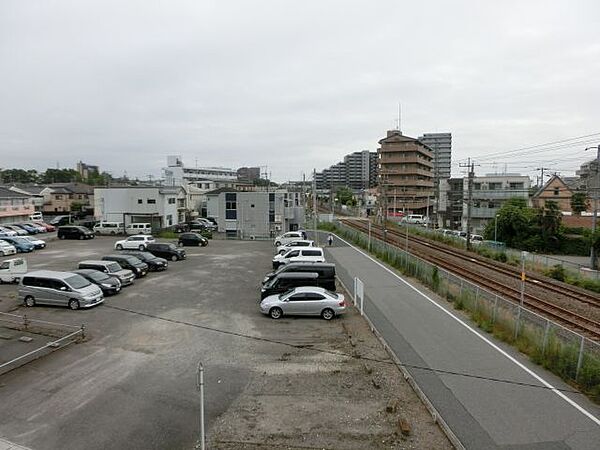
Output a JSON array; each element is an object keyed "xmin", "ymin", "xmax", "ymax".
[
  {"xmin": 29, "ymin": 212, "xmax": 43, "ymax": 222},
  {"xmin": 93, "ymin": 222, "xmax": 125, "ymax": 235},
  {"xmin": 0, "ymin": 258, "xmax": 27, "ymax": 283},
  {"xmin": 272, "ymin": 247, "xmax": 325, "ymax": 269},
  {"xmin": 404, "ymin": 214, "xmax": 424, "ymax": 224},
  {"xmin": 126, "ymin": 223, "xmax": 152, "ymax": 235}
]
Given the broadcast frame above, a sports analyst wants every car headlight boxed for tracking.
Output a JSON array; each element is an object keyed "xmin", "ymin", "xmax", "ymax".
[{"xmin": 101, "ymin": 283, "xmax": 112, "ymax": 288}]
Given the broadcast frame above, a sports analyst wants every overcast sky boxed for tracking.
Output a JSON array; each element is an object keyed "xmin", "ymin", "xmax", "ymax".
[{"xmin": 1, "ymin": 0, "xmax": 600, "ymax": 183}]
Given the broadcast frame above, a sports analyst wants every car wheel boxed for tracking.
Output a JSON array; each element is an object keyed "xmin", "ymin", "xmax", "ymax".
[
  {"xmin": 24, "ymin": 296, "xmax": 35, "ymax": 307},
  {"xmin": 201, "ymin": 242, "xmax": 208, "ymax": 247},
  {"xmin": 138, "ymin": 245, "xmax": 145, "ymax": 251},
  {"xmin": 321, "ymin": 308, "xmax": 335, "ymax": 321},
  {"xmin": 116, "ymin": 244, "xmax": 123, "ymax": 250},
  {"xmin": 79, "ymin": 235, "xmax": 84, "ymax": 240},
  {"xmin": 68, "ymin": 299, "xmax": 80, "ymax": 310},
  {"xmin": 0, "ymin": 250, "xmax": 4, "ymax": 256},
  {"xmin": 171, "ymin": 255, "xmax": 177, "ymax": 262},
  {"xmin": 275, "ymin": 241, "xmax": 281, "ymax": 246},
  {"xmin": 178, "ymin": 241, "xmax": 183, "ymax": 247},
  {"xmin": 59, "ymin": 234, "xmax": 65, "ymax": 239},
  {"xmin": 269, "ymin": 307, "xmax": 283, "ymax": 319}
]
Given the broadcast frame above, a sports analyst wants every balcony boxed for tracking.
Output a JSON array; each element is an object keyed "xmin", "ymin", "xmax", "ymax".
[{"xmin": 379, "ymin": 155, "xmax": 433, "ymax": 167}]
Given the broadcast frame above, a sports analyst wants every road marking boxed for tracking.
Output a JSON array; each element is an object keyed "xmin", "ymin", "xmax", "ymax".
[{"xmin": 327, "ymin": 231, "xmax": 600, "ymax": 427}]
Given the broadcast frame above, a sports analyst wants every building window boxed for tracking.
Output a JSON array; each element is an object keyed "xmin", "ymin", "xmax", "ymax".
[
  {"xmin": 225, "ymin": 193, "xmax": 237, "ymax": 219},
  {"xmin": 488, "ymin": 182, "xmax": 502, "ymax": 190},
  {"xmin": 509, "ymin": 182, "xmax": 524, "ymax": 190},
  {"xmin": 147, "ymin": 199, "xmax": 156, "ymax": 204},
  {"xmin": 55, "ymin": 195, "xmax": 62, "ymax": 200},
  {"xmin": 554, "ymin": 188, "xmax": 560, "ymax": 196},
  {"xmin": 138, "ymin": 199, "xmax": 143, "ymax": 204},
  {"xmin": 166, "ymin": 214, "xmax": 173, "ymax": 226},
  {"xmin": 168, "ymin": 198, "xmax": 176, "ymax": 204},
  {"xmin": 473, "ymin": 183, "xmax": 481, "ymax": 191}
]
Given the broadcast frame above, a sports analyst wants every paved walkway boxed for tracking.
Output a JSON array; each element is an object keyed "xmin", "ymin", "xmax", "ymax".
[{"xmin": 318, "ymin": 232, "xmax": 600, "ymax": 449}]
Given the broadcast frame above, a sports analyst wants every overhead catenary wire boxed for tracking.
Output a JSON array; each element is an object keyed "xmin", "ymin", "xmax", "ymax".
[{"xmin": 102, "ymin": 304, "xmax": 586, "ymax": 397}]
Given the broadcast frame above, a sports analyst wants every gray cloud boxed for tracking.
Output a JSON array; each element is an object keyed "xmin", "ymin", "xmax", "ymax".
[{"xmin": 1, "ymin": 0, "xmax": 599, "ymax": 182}]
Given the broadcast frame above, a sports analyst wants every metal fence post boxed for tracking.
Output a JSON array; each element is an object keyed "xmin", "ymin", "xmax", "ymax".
[
  {"xmin": 542, "ymin": 320, "xmax": 550, "ymax": 355},
  {"xmin": 23, "ymin": 314, "xmax": 29, "ymax": 331},
  {"xmin": 492, "ymin": 295, "xmax": 498, "ymax": 324},
  {"xmin": 514, "ymin": 305, "xmax": 521, "ymax": 340},
  {"xmin": 575, "ymin": 336, "xmax": 585, "ymax": 380},
  {"xmin": 459, "ymin": 279, "xmax": 463, "ymax": 297},
  {"xmin": 80, "ymin": 324, "xmax": 86, "ymax": 339},
  {"xmin": 196, "ymin": 361, "xmax": 205, "ymax": 450},
  {"xmin": 475, "ymin": 286, "xmax": 480, "ymax": 311}
]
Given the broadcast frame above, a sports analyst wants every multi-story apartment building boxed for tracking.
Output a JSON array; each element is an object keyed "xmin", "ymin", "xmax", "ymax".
[
  {"xmin": 315, "ymin": 150, "xmax": 377, "ymax": 191},
  {"xmin": 163, "ymin": 156, "xmax": 238, "ymax": 186},
  {"xmin": 377, "ymin": 130, "xmax": 434, "ymax": 215},
  {"xmin": 461, "ymin": 174, "xmax": 531, "ymax": 233},
  {"xmin": 418, "ymin": 133, "xmax": 452, "ymax": 181}
]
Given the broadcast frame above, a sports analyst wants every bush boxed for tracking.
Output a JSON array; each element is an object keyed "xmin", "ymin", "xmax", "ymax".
[
  {"xmin": 156, "ymin": 230, "xmax": 178, "ymax": 239},
  {"xmin": 546, "ymin": 264, "xmax": 566, "ymax": 282}
]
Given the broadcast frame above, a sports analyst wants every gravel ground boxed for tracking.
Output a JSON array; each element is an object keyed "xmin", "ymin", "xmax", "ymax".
[{"xmin": 209, "ymin": 299, "xmax": 451, "ymax": 450}]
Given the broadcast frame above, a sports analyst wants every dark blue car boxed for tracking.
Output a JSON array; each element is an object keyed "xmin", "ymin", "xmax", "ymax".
[{"xmin": 0, "ymin": 237, "xmax": 35, "ymax": 252}]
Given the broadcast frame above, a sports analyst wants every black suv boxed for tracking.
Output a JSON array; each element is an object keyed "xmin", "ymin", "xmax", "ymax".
[
  {"xmin": 72, "ymin": 269, "xmax": 122, "ymax": 295},
  {"xmin": 102, "ymin": 255, "xmax": 149, "ymax": 278},
  {"xmin": 146, "ymin": 243, "xmax": 186, "ymax": 261},
  {"xmin": 122, "ymin": 251, "xmax": 168, "ymax": 271},
  {"xmin": 178, "ymin": 232, "xmax": 208, "ymax": 247},
  {"xmin": 58, "ymin": 225, "xmax": 95, "ymax": 240}
]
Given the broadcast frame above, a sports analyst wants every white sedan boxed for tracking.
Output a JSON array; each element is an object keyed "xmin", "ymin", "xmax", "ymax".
[
  {"xmin": 260, "ymin": 286, "xmax": 346, "ymax": 320},
  {"xmin": 0, "ymin": 240, "xmax": 17, "ymax": 256},
  {"xmin": 276, "ymin": 240, "xmax": 314, "ymax": 254},
  {"xmin": 114, "ymin": 235, "xmax": 156, "ymax": 250}
]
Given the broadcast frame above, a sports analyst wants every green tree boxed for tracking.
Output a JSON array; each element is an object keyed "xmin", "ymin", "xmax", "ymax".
[
  {"xmin": 41, "ymin": 168, "xmax": 81, "ymax": 183},
  {"xmin": 0, "ymin": 168, "xmax": 39, "ymax": 183},
  {"xmin": 336, "ymin": 187, "xmax": 356, "ymax": 206},
  {"xmin": 570, "ymin": 192, "xmax": 589, "ymax": 215},
  {"xmin": 483, "ymin": 198, "xmax": 538, "ymax": 249}
]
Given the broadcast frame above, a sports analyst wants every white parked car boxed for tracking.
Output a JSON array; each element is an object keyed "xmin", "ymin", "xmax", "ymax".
[
  {"xmin": 272, "ymin": 247, "xmax": 325, "ymax": 269},
  {"xmin": 94, "ymin": 222, "xmax": 125, "ymax": 235},
  {"xmin": 0, "ymin": 226, "xmax": 18, "ymax": 237},
  {"xmin": 276, "ymin": 240, "xmax": 314, "ymax": 254},
  {"xmin": 0, "ymin": 240, "xmax": 18, "ymax": 257},
  {"xmin": 125, "ymin": 223, "xmax": 152, "ymax": 235},
  {"xmin": 0, "ymin": 258, "xmax": 27, "ymax": 283},
  {"xmin": 193, "ymin": 218, "xmax": 217, "ymax": 230},
  {"xmin": 114, "ymin": 235, "xmax": 156, "ymax": 251},
  {"xmin": 273, "ymin": 231, "xmax": 304, "ymax": 247}
]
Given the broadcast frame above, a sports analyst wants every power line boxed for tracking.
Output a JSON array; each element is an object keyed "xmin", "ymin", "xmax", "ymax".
[
  {"xmin": 469, "ymin": 133, "xmax": 600, "ymax": 161},
  {"xmin": 102, "ymin": 304, "xmax": 584, "ymax": 396}
]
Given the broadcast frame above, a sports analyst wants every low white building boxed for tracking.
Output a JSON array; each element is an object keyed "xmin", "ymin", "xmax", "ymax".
[
  {"xmin": 94, "ymin": 186, "xmax": 183, "ymax": 229},
  {"xmin": 206, "ymin": 189, "xmax": 305, "ymax": 238}
]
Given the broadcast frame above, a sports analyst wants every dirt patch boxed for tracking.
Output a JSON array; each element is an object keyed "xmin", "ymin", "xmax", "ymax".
[{"xmin": 208, "ymin": 303, "xmax": 452, "ymax": 449}]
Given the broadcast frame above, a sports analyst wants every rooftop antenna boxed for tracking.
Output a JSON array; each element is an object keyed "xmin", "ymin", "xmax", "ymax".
[{"xmin": 397, "ymin": 102, "xmax": 402, "ymax": 133}]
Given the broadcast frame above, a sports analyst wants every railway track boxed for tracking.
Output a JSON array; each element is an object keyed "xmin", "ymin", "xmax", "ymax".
[{"xmin": 339, "ymin": 218, "xmax": 600, "ymax": 340}]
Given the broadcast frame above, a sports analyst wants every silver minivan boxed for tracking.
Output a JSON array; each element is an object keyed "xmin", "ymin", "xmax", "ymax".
[
  {"xmin": 78, "ymin": 260, "xmax": 135, "ymax": 286},
  {"xmin": 19, "ymin": 270, "xmax": 104, "ymax": 310}
]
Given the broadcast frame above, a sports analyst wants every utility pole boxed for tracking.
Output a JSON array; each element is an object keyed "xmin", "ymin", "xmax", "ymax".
[
  {"xmin": 312, "ymin": 169, "xmax": 318, "ymax": 246},
  {"xmin": 459, "ymin": 158, "xmax": 476, "ymax": 250},
  {"xmin": 587, "ymin": 145, "xmax": 600, "ymax": 269},
  {"xmin": 535, "ymin": 167, "xmax": 551, "ymax": 188}
]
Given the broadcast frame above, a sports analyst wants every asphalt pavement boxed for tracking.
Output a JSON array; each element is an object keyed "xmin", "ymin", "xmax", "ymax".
[{"xmin": 317, "ymin": 231, "xmax": 600, "ymax": 450}]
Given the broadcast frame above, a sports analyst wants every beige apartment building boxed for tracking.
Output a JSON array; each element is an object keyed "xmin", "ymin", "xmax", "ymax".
[{"xmin": 377, "ymin": 130, "xmax": 434, "ymax": 215}]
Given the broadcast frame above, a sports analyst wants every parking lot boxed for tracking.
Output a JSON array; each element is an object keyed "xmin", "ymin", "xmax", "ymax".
[{"xmin": 0, "ymin": 236, "xmax": 449, "ymax": 449}]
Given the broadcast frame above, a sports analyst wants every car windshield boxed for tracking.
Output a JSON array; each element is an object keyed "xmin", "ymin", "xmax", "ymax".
[
  {"xmin": 65, "ymin": 275, "xmax": 91, "ymax": 289},
  {"xmin": 167, "ymin": 244, "xmax": 177, "ymax": 250},
  {"xmin": 107, "ymin": 262, "xmax": 122, "ymax": 272},
  {"xmin": 278, "ymin": 288, "xmax": 294, "ymax": 300},
  {"xmin": 88, "ymin": 271, "xmax": 110, "ymax": 282}
]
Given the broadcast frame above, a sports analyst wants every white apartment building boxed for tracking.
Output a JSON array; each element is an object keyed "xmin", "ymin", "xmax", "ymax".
[
  {"xmin": 461, "ymin": 174, "xmax": 531, "ymax": 233},
  {"xmin": 162, "ymin": 155, "xmax": 237, "ymax": 186}
]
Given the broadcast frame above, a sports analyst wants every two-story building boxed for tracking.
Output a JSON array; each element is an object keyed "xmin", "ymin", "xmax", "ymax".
[
  {"xmin": 0, "ymin": 187, "xmax": 35, "ymax": 225},
  {"xmin": 94, "ymin": 186, "xmax": 183, "ymax": 229}
]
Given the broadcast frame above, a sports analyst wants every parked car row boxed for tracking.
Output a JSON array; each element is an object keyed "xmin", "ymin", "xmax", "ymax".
[
  {"xmin": 259, "ymin": 232, "xmax": 345, "ymax": 321},
  {"xmin": 0, "ymin": 221, "xmax": 56, "ymax": 237},
  {"xmin": 113, "ymin": 235, "xmax": 188, "ymax": 260},
  {"xmin": 16, "ymin": 238, "xmax": 189, "ymax": 309},
  {"xmin": 93, "ymin": 222, "xmax": 153, "ymax": 235},
  {"xmin": 0, "ymin": 235, "xmax": 47, "ymax": 255}
]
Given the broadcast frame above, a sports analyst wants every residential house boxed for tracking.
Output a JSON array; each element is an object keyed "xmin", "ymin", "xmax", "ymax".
[
  {"xmin": 532, "ymin": 175, "xmax": 580, "ymax": 212},
  {"xmin": 0, "ymin": 187, "xmax": 35, "ymax": 224}
]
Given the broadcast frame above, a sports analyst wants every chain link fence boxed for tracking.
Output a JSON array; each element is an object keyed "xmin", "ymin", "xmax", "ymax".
[{"xmin": 323, "ymin": 220, "xmax": 600, "ymax": 401}]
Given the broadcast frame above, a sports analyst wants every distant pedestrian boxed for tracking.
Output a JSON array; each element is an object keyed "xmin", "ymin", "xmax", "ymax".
[
  {"xmin": 300, "ymin": 230, "xmax": 307, "ymax": 240},
  {"xmin": 327, "ymin": 234, "xmax": 334, "ymax": 246}
]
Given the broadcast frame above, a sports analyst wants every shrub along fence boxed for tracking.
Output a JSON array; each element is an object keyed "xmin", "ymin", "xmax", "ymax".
[{"xmin": 319, "ymin": 220, "xmax": 600, "ymax": 402}]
